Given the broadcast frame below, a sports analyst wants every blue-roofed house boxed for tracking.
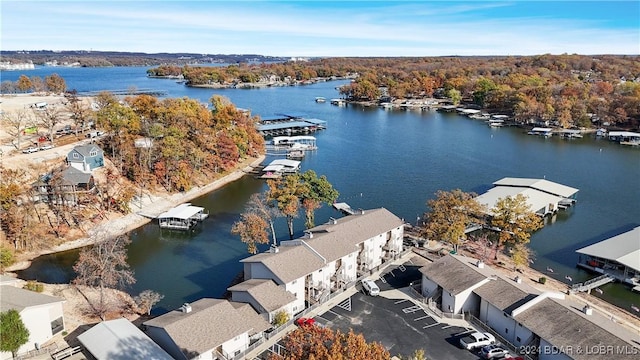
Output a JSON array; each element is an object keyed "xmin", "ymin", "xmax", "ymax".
[{"xmin": 67, "ymin": 144, "xmax": 104, "ymax": 173}]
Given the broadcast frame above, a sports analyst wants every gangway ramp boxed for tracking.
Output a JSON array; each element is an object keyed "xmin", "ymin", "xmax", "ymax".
[{"xmin": 571, "ymin": 274, "xmax": 615, "ymax": 292}]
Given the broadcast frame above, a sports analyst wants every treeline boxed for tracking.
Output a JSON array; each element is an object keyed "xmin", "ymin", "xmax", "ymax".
[
  {"xmin": 1, "ymin": 50, "xmax": 289, "ymax": 67},
  {"xmin": 95, "ymin": 93, "xmax": 265, "ymax": 192},
  {"xmin": 1, "ymin": 74, "xmax": 67, "ymax": 94},
  {"xmin": 153, "ymin": 55, "xmax": 640, "ymax": 128},
  {"xmin": 148, "ymin": 60, "xmax": 357, "ymax": 86}
]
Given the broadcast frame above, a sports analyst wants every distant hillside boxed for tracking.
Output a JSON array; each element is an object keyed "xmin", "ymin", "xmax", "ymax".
[{"xmin": 0, "ymin": 50, "xmax": 290, "ymax": 67}]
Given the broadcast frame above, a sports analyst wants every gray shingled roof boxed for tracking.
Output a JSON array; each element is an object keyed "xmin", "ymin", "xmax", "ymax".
[
  {"xmin": 227, "ymin": 279, "xmax": 296, "ymax": 313},
  {"xmin": 230, "ymin": 302, "xmax": 271, "ymax": 334},
  {"xmin": 303, "ymin": 207, "xmax": 404, "ymax": 262},
  {"xmin": 143, "ymin": 299, "xmax": 267, "ymax": 358},
  {"xmin": 62, "ymin": 166, "xmax": 93, "ymax": 185},
  {"xmin": 240, "ymin": 243, "xmax": 325, "ymax": 284},
  {"xmin": 473, "ymin": 278, "xmax": 538, "ymax": 313},
  {"xmin": 71, "ymin": 144, "xmax": 104, "ymax": 158},
  {"xmin": 419, "ymin": 255, "xmax": 489, "ymax": 295},
  {"xmin": 0, "ymin": 285, "xmax": 65, "ymax": 312},
  {"xmin": 515, "ymin": 298, "xmax": 638, "ymax": 360}
]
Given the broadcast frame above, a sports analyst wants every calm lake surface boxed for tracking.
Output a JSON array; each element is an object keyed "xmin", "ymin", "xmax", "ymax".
[{"xmin": 5, "ymin": 66, "xmax": 639, "ymax": 315}]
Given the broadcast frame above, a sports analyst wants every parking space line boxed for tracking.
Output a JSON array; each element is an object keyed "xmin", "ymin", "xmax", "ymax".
[
  {"xmin": 394, "ymin": 299, "xmax": 409, "ymax": 304},
  {"xmin": 402, "ymin": 305, "xmax": 422, "ymax": 313},
  {"xmin": 454, "ymin": 329, "xmax": 474, "ymax": 336},
  {"xmin": 413, "ymin": 315, "xmax": 431, "ymax": 321},
  {"xmin": 327, "ymin": 309, "xmax": 342, "ymax": 318},
  {"xmin": 422, "ymin": 323, "xmax": 440, "ymax": 329},
  {"xmin": 441, "ymin": 324, "xmax": 456, "ymax": 329}
]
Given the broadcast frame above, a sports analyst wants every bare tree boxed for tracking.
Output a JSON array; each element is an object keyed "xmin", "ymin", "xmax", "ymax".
[
  {"xmin": 245, "ymin": 192, "xmax": 279, "ymax": 245},
  {"xmin": 0, "ymin": 110, "xmax": 35, "ymax": 150},
  {"xmin": 65, "ymin": 90, "xmax": 94, "ymax": 135},
  {"xmin": 34, "ymin": 106, "xmax": 64, "ymax": 143},
  {"xmin": 73, "ymin": 234, "xmax": 135, "ymax": 320},
  {"xmin": 134, "ymin": 290, "xmax": 164, "ymax": 315}
]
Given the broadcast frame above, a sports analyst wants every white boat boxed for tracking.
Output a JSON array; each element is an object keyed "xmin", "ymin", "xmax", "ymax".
[
  {"xmin": 487, "ymin": 119, "xmax": 504, "ymax": 127},
  {"xmin": 315, "ymin": 97, "xmax": 326, "ymax": 103}
]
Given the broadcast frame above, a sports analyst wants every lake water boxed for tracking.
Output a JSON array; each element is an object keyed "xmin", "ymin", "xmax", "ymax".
[{"xmin": 5, "ymin": 66, "xmax": 639, "ymax": 315}]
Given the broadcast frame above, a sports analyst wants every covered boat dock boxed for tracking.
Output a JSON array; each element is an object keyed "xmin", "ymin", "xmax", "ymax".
[
  {"xmin": 576, "ymin": 226, "xmax": 640, "ymax": 291},
  {"xmin": 157, "ymin": 203, "xmax": 208, "ymax": 230},
  {"xmin": 257, "ymin": 114, "xmax": 327, "ymax": 137}
]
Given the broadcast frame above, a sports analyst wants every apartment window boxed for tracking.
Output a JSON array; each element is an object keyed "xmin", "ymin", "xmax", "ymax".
[
  {"xmin": 505, "ymin": 328, "xmax": 509, "ymax": 334},
  {"xmin": 90, "ymin": 150, "xmax": 98, "ymax": 157},
  {"xmin": 516, "ymin": 336, "xmax": 521, "ymax": 342},
  {"xmin": 518, "ymin": 322, "xmax": 523, "ymax": 327},
  {"xmin": 73, "ymin": 153, "xmax": 79, "ymax": 159}
]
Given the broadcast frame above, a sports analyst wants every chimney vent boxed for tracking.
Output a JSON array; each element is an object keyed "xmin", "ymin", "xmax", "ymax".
[
  {"xmin": 514, "ymin": 276, "xmax": 522, "ymax": 284},
  {"xmin": 582, "ymin": 305, "xmax": 593, "ymax": 316},
  {"xmin": 359, "ymin": 209, "xmax": 365, "ymax": 215},
  {"xmin": 476, "ymin": 260, "xmax": 485, "ymax": 269},
  {"xmin": 329, "ymin": 217, "xmax": 337, "ymax": 225},
  {"xmin": 270, "ymin": 244, "xmax": 279, "ymax": 253},
  {"xmin": 179, "ymin": 303, "xmax": 192, "ymax": 313}
]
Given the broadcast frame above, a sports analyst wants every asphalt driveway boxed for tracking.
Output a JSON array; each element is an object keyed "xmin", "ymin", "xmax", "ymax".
[{"xmin": 316, "ymin": 292, "xmax": 480, "ymax": 360}]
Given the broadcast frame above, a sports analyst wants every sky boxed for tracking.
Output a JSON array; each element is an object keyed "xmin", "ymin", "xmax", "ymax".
[{"xmin": 2, "ymin": 1, "xmax": 639, "ymax": 57}]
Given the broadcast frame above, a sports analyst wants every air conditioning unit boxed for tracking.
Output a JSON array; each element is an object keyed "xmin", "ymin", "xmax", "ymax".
[{"xmin": 179, "ymin": 303, "xmax": 192, "ymax": 313}]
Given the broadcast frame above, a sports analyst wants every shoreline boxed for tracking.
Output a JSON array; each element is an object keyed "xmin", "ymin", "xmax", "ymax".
[{"xmin": 6, "ymin": 155, "xmax": 266, "ymax": 272}]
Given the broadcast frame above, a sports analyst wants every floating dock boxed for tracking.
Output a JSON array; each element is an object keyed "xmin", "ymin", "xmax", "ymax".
[
  {"xmin": 157, "ymin": 203, "xmax": 208, "ymax": 230},
  {"xmin": 258, "ymin": 114, "xmax": 327, "ymax": 137},
  {"xmin": 333, "ymin": 202, "xmax": 355, "ymax": 215}
]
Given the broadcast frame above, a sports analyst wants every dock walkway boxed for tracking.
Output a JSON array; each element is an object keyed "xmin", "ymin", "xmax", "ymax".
[
  {"xmin": 333, "ymin": 202, "xmax": 355, "ymax": 215},
  {"xmin": 571, "ymin": 274, "xmax": 615, "ymax": 293}
]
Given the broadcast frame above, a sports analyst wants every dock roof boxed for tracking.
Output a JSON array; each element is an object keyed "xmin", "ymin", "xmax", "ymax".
[
  {"xmin": 258, "ymin": 121, "xmax": 314, "ymax": 131},
  {"xmin": 576, "ymin": 226, "xmax": 640, "ymax": 272},
  {"xmin": 476, "ymin": 186, "xmax": 565, "ymax": 215},
  {"xmin": 158, "ymin": 203, "xmax": 204, "ymax": 220},
  {"xmin": 492, "ymin": 177, "xmax": 579, "ymax": 198}
]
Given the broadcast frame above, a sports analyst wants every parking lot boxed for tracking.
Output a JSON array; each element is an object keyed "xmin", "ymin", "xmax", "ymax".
[{"xmin": 315, "ymin": 292, "xmax": 480, "ymax": 359}]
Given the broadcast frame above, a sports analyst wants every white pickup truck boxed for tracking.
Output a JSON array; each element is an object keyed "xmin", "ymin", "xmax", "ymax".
[{"xmin": 459, "ymin": 332, "xmax": 496, "ymax": 350}]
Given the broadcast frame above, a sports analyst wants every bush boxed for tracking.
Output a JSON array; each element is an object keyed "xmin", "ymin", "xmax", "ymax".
[
  {"xmin": 24, "ymin": 281, "xmax": 44, "ymax": 293},
  {"xmin": 273, "ymin": 310, "xmax": 290, "ymax": 327},
  {"xmin": 539, "ymin": 276, "xmax": 547, "ymax": 284},
  {"xmin": 0, "ymin": 247, "xmax": 15, "ymax": 271}
]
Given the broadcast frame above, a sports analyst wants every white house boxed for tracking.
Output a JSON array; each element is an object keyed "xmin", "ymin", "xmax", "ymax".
[
  {"xmin": 419, "ymin": 255, "xmax": 639, "ymax": 360},
  {"xmin": 0, "ymin": 285, "xmax": 65, "ymax": 360},
  {"xmin": 240, "ymin": 208, "xmax": 404, "ymax": 308},
  {"xmin": 475, "ymin": 177, "xmax": 579, "ymax": 216},
  {"xmin": 143, "ymin": 299, "xmax": 270, "ymax": 360},
  {"xmin": 227, "ymin": 279, "xmax": 297, "ymax": 323},
  {"xmin": 77, "ymin": 318, "xmax": 173, "ymax": 360}
]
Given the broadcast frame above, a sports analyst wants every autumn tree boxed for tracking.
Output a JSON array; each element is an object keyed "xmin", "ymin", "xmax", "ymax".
[
  {"xmin": 490, "ymin": 194, "xmax": 543, "ymax": 259},
  {"xmin": 134, "ymin": 290, "xmax": 164, "ymax": 315},
  {"xmin": 269, "ymin": 326, "xmax": 389, "ymax": 360},
  {"xmin": 73, "ymin": 234, "xmax": 136, "ymax": 320},
  {"xmin": 511, "ymin": 243, "xmax": 535, "ymax": 272},
  {"xmin": 299, "ymin": 170, "xmax": 339, "ymax": 229},
  {"xmin": 231, "ymin": 212, "xmax": 270, "ymax": 254},
  {"xmin": 266, "ymin": 174, "xmax": 306, "ymax": 240},
  {"xmin": 44, "ymin": 73, "xmax": 66, "ymax": 94},
  {"xmin": 16, "ymin": 75, "xmax": 32, "ymax": 93},
  {"xmin": 420, "ymin": 189, "xmax": 486, "ymax": 253},
  {"xmin": 0, "ymin": 309, "xmax": 29, "ymax": 359},
  {"xmin": 245, "ymin": 192, "xmax": 279, "ymax": 245}
]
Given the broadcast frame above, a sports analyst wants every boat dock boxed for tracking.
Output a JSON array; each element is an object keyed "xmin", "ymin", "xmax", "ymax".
[
  {"xmin": 79, "ymin": 88, "xmax": 168, "ymax": 97},
  {"xmin": 258, "ymin": 113, "xmax": 327, "ymax": 137},
  {"xmin": 157, "ymin": 203, "xmax": 208, "ymax": 230},
  {"xmin": 333, "ymin": 202, "xmax": 356, "ymax": 215}
]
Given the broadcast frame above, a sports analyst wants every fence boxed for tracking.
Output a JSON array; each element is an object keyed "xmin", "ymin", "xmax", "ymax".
[{"xmin": 15, "ymin": 343, "xmax": 58, "ymax": 360}]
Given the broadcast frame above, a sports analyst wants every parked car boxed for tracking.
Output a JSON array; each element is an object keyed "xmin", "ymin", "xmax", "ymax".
[
  {"xmin": 480, "ymin": 344, "xmax": 510, "ymax": 359},
  {"xmin": 39, "ymin": 144, "xmax": 54, "ymax": 151},
  {"xmin": 361, "ymin": 279, "xmax": 380, "ymax": 296},
  {"xmin": 22, "ymin": 147, "xmax": 39, "ymax": 154},
  {"xmin": 459, "ymin": 331, "xmax": 496, "ymax": 350},
  {"xmin": 295, "ymin": 317, "xmax": 316, "ymax": 327}
]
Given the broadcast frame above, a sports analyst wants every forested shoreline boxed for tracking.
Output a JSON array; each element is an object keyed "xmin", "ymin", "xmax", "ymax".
[{"xmin": 147, "ymin": 55, "xmax": 640, "ymax": 129}]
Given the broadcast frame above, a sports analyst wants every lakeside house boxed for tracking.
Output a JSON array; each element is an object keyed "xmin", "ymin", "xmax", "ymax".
[
  {"xmin": 31, "ymin": 167, "xmax": 96, "ymax": 205},
  {"xmin": 67, "ymin": 144, "xmax": 105, "ymax": 173},
  {"xmin": 240, "ymin": 208, "xmax": 404, "ymax": 308},
  {"xmin": 78, "ymin": 318, "xmax": 173, "ymax": 360},
  {"xmin": 0, "ymin": 286, "xmax": 65, "ymax": 360},
  {"xmin": 227, "ymin": 279, "xmax": 297, "ymax": 323},
  {"xmin": 576, "ymin": 226, "xmax": 640, "ymax": 291},
  {"xmin": 418, "ymin": 254, "xmax": 639, "ymax": 360},
  {"xmin": 143, "ymin": 299, "xmax": 270, "ymax": 360},
  {"xmin": 475, "ymin": 177, "xmax": 579, "ymax": 217}
]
